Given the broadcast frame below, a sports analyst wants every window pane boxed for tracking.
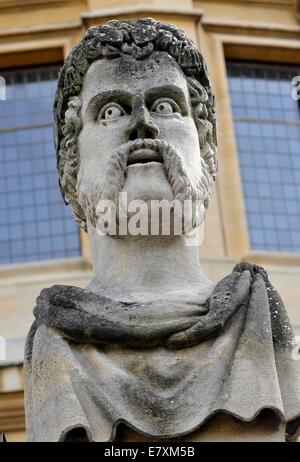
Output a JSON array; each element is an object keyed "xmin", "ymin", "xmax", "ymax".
[
  {"xmin": 0, "ymin": 65, "xmax": 80, "ymax": 264},
  {"xmin": 227, "ymin": 61, "xmax": 300, "ymax": 252}
]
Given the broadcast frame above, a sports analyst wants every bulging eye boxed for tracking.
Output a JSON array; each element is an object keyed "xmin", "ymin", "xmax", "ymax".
[
  {"xmin": 151, "ymin": 98, "xmax": 180, "ymax": 116},
  {"xmin": 99, "ymin": 103, "xmax": 126, "ymax": 121}
]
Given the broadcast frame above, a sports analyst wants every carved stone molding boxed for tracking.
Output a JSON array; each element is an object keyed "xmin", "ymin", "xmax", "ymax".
[
  {"xmin": 81, "ymin": 5, "xmax": 204, "ymax": 26},
  {"xmin": 202, "ymin": 17, "xmax": 300, "ymax": 39},
  {"xmin": 0, "ymin": 0, "xmax": 71, "ymax": 9}
]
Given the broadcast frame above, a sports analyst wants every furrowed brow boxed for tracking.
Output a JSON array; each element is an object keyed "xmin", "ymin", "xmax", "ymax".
[
  {"xmin": 145, "ymin": 85, "xmax": 190, "ymax": 115},
  {"xmin": 86, "ymin": 90, "xmax": 133, "ymax": 116}
]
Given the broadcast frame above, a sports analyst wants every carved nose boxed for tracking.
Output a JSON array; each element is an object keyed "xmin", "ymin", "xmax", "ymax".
[{"xmin": 125, "ymin": 96, "xmax": 159, "ymax": 142}]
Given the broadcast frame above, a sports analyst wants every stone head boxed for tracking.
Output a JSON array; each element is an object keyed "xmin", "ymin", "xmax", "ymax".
[{"xmin": 54, "ymin": 19, "xmax": 218, "ymax": 236}]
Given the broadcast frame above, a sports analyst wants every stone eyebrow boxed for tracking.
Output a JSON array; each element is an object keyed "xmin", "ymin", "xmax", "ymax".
[
  {"xmin": 86, "ymin": 85, "xmax": 189, "ymax": 114},
  {"xmin": 145, "ymin": 84, "xmax": 190, "ymax": 115},
  {"xmin": 85, "ymin": 90, "xmax": 133, "ymax": 115}
]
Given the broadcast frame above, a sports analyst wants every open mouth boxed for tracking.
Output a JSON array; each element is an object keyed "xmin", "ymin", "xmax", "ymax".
[
  {"xmin": 127, "ymin": 148, "xmax": 163, "ymax": 166},
  {"xmin": 127, "ymin": 140, "xmax": 163, "ymax": 167}
]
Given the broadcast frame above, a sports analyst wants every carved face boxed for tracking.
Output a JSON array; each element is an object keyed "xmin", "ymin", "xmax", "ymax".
[{"xmin": 77, "ymin": 52, "xmax": 205, "ymax": 234}]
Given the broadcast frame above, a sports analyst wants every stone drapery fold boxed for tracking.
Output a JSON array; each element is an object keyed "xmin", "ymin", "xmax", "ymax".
[{"xmin": 24, "ymin": 263, "xmax": 300, "ymax": 441}]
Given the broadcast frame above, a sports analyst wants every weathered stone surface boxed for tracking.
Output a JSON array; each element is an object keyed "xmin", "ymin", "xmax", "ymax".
[
  {"xmin": 116, "ymin": 413, "xmax": 286, "ymax": 442},
  {"xmin": 24, "ymin": 18, "xmax": 300, "ymax": 442},
  {"xmin": 25, "ymin": 263, "xmax": 300, "ymax": 442},
  {"xmin": 53, "ymin": 18, "xmax": 217, "ymax": 229}
]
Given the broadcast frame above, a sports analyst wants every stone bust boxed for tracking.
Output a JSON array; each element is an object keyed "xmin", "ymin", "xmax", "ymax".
[{"xmin": 24, "ymin": 19, "xmax": 300, "ymax": 442}]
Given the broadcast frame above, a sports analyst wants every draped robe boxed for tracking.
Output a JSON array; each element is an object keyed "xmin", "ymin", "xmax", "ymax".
[{"xmin": 24, "ymin": 263, "xmax": 300, "ymax": 442}]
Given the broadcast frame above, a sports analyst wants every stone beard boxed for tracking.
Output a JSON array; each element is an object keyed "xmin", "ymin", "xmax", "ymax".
[{"xmin": 24, "ymin": 19, "xmax": 300, "ymax": 442}]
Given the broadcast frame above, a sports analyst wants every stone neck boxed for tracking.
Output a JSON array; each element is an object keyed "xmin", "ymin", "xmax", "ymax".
[{"xmin": 86, "ymin": 227, "xmax": 214, "ymax": 303}]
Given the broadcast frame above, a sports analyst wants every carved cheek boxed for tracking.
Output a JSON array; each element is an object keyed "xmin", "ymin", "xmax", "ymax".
[
  {"xmin": 79, "ymin": 118, "xmax": 129, "ymax": 158},
  {"xmin": 158, "ymin": 117, "xmax": 199, "ymax": 148}
]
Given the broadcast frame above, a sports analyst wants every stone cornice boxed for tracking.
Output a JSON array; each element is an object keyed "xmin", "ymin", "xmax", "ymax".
[
  {"xmin": 202, "ymin": 17, "xmax": 300, "ymax": 39},
  {"xmin": 0, "ymin": 0, "xmax": 71, "ymax": 8},
  {"xmin": 81, "ymin": 4, "xmax": 204, "ymax": 23},
  {"xmin": 0, "ymin": 4, "xmax": 298, "ymax": 40},
  {"xmin": 0, "ymin": 256, "xmax": 89, "ymax": 281},
  {"xmin": 81, "ymin": 5, "xmax": 204, "ymax": 21},
  {"xmin": 0, "ymin": 6, "xmax": 204, "ymax": 39},
  {"xmin": 0, "ymin": 12, "xmax": 297, "ymax": 41},
  {"xmin": 0, "ymin": 20, "xmax": 82, "ymax": 38}
]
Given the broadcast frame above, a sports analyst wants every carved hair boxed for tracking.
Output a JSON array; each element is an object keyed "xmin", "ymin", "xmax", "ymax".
[{"xmin": 54, "ymin": 19, "xmax": 218, "ymax": 229}]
